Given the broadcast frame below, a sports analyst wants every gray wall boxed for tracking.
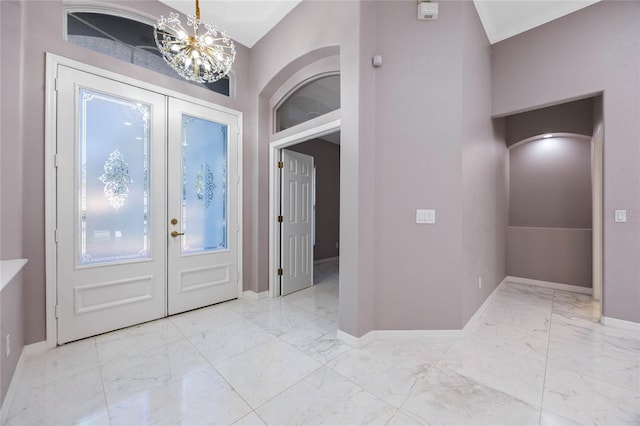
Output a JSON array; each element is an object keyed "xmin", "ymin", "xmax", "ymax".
[
  {"xmin": 461, "ymin": 3, "xmax": 509, "ymax": 324},
  {"xmin": 508, "ymin": 136, "xmax": 593, "ymax": 287},
  {"xmin": 253, "ymin": 0, "xmax": 506, "ymax": 333},
  {"xmin": 288, "ymin": 139, "xmax": 340, "ymax": 261},
  {"xmin": 510, "ymin": 136, "xmax": 592, "ymax": 229},
  {"xmin": 372, "ymin": 0, "xmax": 506, "ymax": 330},
  {"xmin": 2, "ymin": 0, "xmax": 252, "ymax": 344},
  {"xmin": 507, "ymin": 227, "xmax": 592, "ymax": 287},
  {"xmin": 0, "ymin": 0, "xmax": 24, "ymax": 261},
  {"xmin": 249, "ymin": 0, "xmax": 371, "ymax": 336},
  {"xmin": 505, "ymin": 98, "xmax": 594, "ymax": 146},
  {"xmin": 492, "ymin": 0, "xmax": 640, "ymax": 322},
  {"xmin": 1, "ymin": 270, "xmax": 25, "ymax": 406}
]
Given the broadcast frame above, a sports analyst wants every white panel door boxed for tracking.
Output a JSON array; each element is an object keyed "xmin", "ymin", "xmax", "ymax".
[
  {"xmin": 167, "ymin": 98, "xmax": 239, "ymax": 315},
  {"xmin": 281, "ymin": 149, "xmax": 313, "ymax": 295},
  {"xmin": 56, "ymin": 66, "xmax": 167, "ymax": 344}
]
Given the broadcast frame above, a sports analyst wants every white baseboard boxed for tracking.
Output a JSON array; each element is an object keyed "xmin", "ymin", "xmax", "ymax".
[
  {"xmin": 240, "ymin": 290, "xmax": 269, "ymax": 301},
  {"xmin": 507, "ymin": 276, "xmax": 592, "ymax": 295},
  {"xmin": 336, "ymin": 277, "xmax": 508, "ymax": 347},
  {"xmin": 336, "ymin": 329, "xmax": 375, "ymax": 348},
  {"xmin": 23, "ymin": 340, "xmax": 51, "ymax": 356},
  {"xmin": 462, "ymin": 276, "xmax": 509, "ymax": 335},
  {"xmin": 601, "ymin": 316, "xmax": 640, "ymax": 333},
  {"xmin": 314, "ymin": 256, "xmax": 339, "ymax": 265},
  {"xmin": 1, "ymin": 346, "xmax": 27, "ymax": 425}
]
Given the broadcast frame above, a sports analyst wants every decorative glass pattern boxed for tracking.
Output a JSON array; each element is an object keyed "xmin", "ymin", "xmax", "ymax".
[
  {"xmin": 181, "ymin": 114, "xmax": 228, "ymax": 254},
  {"xmin": 195, "ymin": 163, "xmax": 216, "ymax": 208},
  {"xmin": 78, "ymin": 89, "xmax": 151, "ymax": 265},
  {"xmin": 98, "ymin": 149, "xmax": 133, "ymax": 209}
]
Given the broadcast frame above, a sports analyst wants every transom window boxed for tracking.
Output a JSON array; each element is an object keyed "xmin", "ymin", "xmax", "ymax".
[
  {"xmin": 275, "ymin": 74, "xmax": 340, "ymax": 132},
  {"xmin": 66, "ymin": 11, "xmax": 230, "ymax": 96}
]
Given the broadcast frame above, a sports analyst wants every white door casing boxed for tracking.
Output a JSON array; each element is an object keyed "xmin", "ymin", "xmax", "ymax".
[
  {"xmin": 54, "ymin": 63, "xmax": 241, "ymax": 343},
  {"xmin": 167, "ymin": 98, "xmax": 239, "ymax": 315},
  {"xmin": 280, "ymin": 149, "xmax": 314, "ymax": 295}
]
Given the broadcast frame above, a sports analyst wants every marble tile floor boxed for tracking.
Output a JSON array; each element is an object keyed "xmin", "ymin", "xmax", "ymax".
[{"xmin": 5, "ymin": 266, "xmax": 640, "ymax": 425}]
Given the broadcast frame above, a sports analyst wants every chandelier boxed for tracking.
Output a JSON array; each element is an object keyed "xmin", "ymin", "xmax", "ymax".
[{"xmin": 154, "ymin": 0, "xmax": 235, "ymax": 83}]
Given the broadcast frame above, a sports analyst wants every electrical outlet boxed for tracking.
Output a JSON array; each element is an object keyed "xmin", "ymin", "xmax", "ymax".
[
  {"xmin": 5, "ymin": 334, "xmax": 10, "ymax": 358},
  {"xmin": 478, "ymin": 277, "xmax": 482, "ymax": 289}
]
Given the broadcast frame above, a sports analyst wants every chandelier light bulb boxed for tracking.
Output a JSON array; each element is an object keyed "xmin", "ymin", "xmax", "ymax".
[{"xmin": 154, "ymin": 0, "xmax": 235, "ymax": 83}]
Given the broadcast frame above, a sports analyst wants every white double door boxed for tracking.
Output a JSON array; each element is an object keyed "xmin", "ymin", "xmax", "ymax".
[{"xmin": 55, "ymin": 66, "xmax": 239, "ymax": 344}]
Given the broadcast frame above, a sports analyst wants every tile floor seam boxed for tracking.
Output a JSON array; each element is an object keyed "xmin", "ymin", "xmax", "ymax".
[
  {"xmin": 323, "ymin": 357, "xmax": 408, "ymax": 410},
  {"xmin": 244, "ymin": 360, "xmax": 325, "ymax": 413},
  {"xmin": 184, "ymin": 328, "xmax": 266, "ymax": 418},
  {"xmin": 537, "ymin": 289, "xmax": 557, "ymax": 425},
  {"xmin": 94, "ymin": 338, "xmax": 114, "ymax": 426}
]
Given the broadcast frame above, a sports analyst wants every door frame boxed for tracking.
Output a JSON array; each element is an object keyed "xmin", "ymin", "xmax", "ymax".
[
  {"xmin": 268, "ymin": 114, "xmax": 340, "ymax": 297},
  {"xmin": 44, "ymin": 53, "xmax": 243, "ymax": 348}
]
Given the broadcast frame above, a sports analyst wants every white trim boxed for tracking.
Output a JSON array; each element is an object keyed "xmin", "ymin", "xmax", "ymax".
[
  {"xmin": 269, "ymin": 118, "xmax": 341, "ymax": 298},
  {"xmin": 507, "ymin": 276, "xmax": 593, "ymax": 295},
  {"xmin": 45, "ymin": 53, "xmax": 243, "ymax": 346},
  {"xmin": 22, "ymin": 341, "xmax": 51, "ymax": 356},
  {"xmin": 62, "ymin": 2, "xmax": 159, "ymax": 28},
  {"xmin": 45, "ymin": 55, "xmax": 59, "ymax": 350},
  {"xmin": 240, "ymin": 290, "xmax": 269, "ymax": 301},
  {"xmin": 508, "ymin": 133, "xmax": 591, "ymax": 150},
  {"xmin": 507, "ymin": 226, "xmax": 592, "ymax": 231},
  {"xmin": 601, "ymin": 316, "xmax": 640, "ymax": 333},
  {"xmin": 314, "ymin": 256, "xmax": 339, "ymax": 265},
  {"xmin": 0, "ymin": 347, "xmax": 26, "ymax": 425},
  {"xmin": 336, "ymin": 329, "xmax": 375, "ymax": 348},
  {"xmin": 0, "ymin": 340, "xmax": 48, "ymax": 424},
  {"xmin": 462, "ymin": 276, "xmax": 509, "ymax": 335},
  {"xmin": 0, "ymin": 259, "xmax": 28, "ymax": 292},
  {"xmin": 336, "ymin": 277, "xmax": 509, "ymax": 347}
]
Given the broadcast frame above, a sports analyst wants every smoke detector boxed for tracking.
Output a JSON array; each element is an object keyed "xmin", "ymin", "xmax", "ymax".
[{"xmin": 418, "ymin": 1, "xmax": 439, "ymax": 20}]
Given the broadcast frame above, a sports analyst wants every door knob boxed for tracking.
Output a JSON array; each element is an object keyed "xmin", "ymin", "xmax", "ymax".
[
  {"xmin": 170, "ymin": 231, "xmax": 185, "ymax": 238},
  {"xmin": 170, "ymin": 218, "xmax": 178, "ymax": 225}
]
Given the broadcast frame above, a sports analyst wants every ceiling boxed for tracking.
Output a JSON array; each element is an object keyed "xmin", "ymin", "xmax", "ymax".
[
  {"xmin": 473, "ymin": 0, "xmax": 601, "ymax": 44},
  {"xmin": 158, "ymin": 0, "xmax": 601, "ymax": 48}
]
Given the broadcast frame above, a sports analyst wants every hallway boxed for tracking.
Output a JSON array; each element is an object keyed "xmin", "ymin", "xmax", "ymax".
[{"xmin": 4, "ymin": 267, "xmax": 638, "ymax": 425}]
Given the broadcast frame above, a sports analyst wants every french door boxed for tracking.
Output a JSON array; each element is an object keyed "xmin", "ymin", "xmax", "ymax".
[{"xmin": 55, "ymin": 66, "xmax": 239, "ymax": 344}]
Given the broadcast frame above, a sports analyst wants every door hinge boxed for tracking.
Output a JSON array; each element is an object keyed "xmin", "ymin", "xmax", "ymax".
[
  {"xmin": 278, "ymin": 161, "xmax": 284, "ymax": 169},
  {"xmin": 54, "ymin": 229, "xmax": 59, "ymax": 243},
  {"xmin": 54, "ymin": 154, "xmax": 60, "ymax": 168},
  {"xmin": 55, "ymin": 305, "xmax": 60, "ymax": 319},
  {"xmin": 277, "ymin": 268, "xmax": 283, "ymax": 276},
  {"xmin": 54, "ymin": 78, "xmax": 60, "ymax": 92},
  {"xmin": 277, "ymin": 215, "xmax": 283, "ymax": 223}
]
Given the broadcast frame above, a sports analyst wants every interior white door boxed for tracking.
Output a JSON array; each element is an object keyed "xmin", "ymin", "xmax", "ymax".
[
  {"xmin": 56, "ymin": 66, "xmax": 167, "ymax": 344},
  {"xmin": 167, "ymin": 98, "xmax": 239, "ymax": 315},
  {"xmin": 281, "ymin": 149, "xmax": 314, "ymax": 295}
]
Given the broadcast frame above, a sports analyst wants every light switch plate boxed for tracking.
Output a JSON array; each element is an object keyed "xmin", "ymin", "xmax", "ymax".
[
  {"xmin": 416, "ymin": 209, "xmax": 435, "ymax": 224},
  {"xmin": 615, "ymin": 210, "xmax": 627, "ymax": 223}
]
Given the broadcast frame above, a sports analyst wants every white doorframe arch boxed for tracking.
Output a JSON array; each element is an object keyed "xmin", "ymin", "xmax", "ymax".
[{"xmin": 269, "ymin": 115, "xmax": 341, "ymax": 297}]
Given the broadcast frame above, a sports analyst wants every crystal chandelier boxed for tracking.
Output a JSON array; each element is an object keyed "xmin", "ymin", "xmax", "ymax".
[{"xmin": 154, "ymin": 0, "xmax": 235, "ymax": 83}]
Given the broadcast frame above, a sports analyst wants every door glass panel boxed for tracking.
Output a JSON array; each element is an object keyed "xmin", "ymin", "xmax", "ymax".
[
  {"xmin": 181, "ymin": 114, "xmax": 228, "ymax": 254},
  {"xmin": 78, "ymin": 88, "xmax": 151, "ymax": 265}
]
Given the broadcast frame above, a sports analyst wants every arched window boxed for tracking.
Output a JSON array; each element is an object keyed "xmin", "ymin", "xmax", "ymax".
[
  {"xmin": 275, "ymin": 74, "xmax": 340, "ymax": 132},
  {"xmin": 66, "ymin": 11, "xmax": 230, "ymax": 96}
]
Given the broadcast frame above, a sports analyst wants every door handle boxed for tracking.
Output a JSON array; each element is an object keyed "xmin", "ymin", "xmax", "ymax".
[{"xmin": 170, "ymin": 231, "xmax": 185, "ymax": 238}]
